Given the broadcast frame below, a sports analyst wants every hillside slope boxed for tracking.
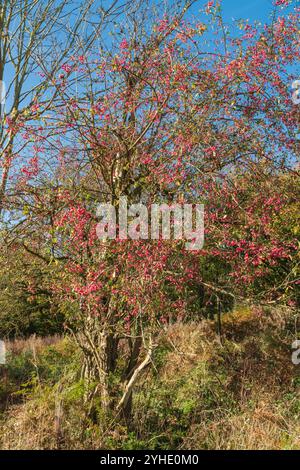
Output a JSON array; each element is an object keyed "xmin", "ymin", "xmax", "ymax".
[{"xmin": 0, "ymin": 305, "xmax": 299, "ymax": 450}]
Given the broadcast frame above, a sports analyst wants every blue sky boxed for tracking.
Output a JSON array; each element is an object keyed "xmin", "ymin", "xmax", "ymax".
[
  {"xmin": 191, "ymin": 0, "xmax": 296, "ymax": 22},
  {"xmin": 220, "ymin": 0, "xmax": 273, "ymax": 21}
]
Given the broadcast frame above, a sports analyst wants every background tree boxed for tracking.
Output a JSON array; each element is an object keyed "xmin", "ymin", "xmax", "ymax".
[
  {"xmin": 0, "ymin": 0, "xmax": 130, "ymax": 214},
  {"xmin": 0, "ymin": 244, "xmax": 64, "ymax": 338}
]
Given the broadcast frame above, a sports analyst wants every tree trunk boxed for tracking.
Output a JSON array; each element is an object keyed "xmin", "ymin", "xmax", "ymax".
[
  {"xmin": 117, "ymin": 336, "xmax": 153, "ymax": 425},
  {"xmin": 78, "ymin": 311, "xmax": 119, "ymax": 420}
]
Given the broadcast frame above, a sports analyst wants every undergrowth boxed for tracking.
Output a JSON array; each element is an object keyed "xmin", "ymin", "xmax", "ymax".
[{"xmin": 0, "ymin": 305, "xmax": 299, "ymax": 450}]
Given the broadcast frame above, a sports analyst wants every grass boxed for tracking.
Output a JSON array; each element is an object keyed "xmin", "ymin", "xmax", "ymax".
[{"xmin": 0, "ymin": 305, "xmax": 299, "ymax": 449}]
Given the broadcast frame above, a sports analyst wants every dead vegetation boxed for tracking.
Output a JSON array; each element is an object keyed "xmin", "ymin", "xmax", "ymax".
[{"xmin": 0, "ymin": 305, "xmax": 299, "ymax": 450}]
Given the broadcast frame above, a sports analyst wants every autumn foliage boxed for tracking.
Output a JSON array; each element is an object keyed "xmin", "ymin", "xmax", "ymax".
[{"xmin": 1, "ymin": 0, "xmax": 299, "ymax": 423}]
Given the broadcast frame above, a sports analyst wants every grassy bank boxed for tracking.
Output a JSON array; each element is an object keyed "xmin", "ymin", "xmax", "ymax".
[{"xmin": 0, "ymin": 305, "xmax": 299, "ymax": 450}]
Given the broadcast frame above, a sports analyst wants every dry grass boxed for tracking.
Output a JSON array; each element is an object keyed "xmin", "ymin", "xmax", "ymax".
[
  {"xmin": 6, "ymin": 335, "xmax": 61, "ymax": 356},
  {"xmin": 0, "ymin": 306, "xmax": 299, "ymax": 450},
  {"xmin": 135, "ymin": 306, "xmax": 300, "ymax": 450},
  {"xmin": 1, "ymin": 395, "xmax": 57, "ymax": 450},
  {"xmin": 183, "ymin": 398, "xmax": 300, "ymax": 450},
  {"xmin": 159, "ymin": 320, "xmax": 217, "ymax": 381}
]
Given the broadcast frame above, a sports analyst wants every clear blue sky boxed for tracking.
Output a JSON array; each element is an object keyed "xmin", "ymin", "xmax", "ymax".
[
  {"xmin": 192, "ymin": 0, "xmax": 296, "ymax": 22},
  {"xmin": 218, "ymin": 0, "xmax": 273, "ymax": 22}
]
